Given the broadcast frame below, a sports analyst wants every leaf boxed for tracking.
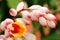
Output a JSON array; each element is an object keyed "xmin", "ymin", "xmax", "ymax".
[
  {"xmin": 32, "ymin": 21, "xmax": 41, "ymax": 28},
  {"xmin": 7, "ymin": 0, "xmax": 22, "ymax": 9}
]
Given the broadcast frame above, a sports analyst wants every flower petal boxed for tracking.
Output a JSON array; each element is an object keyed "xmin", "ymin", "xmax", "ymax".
[
  {"xmin": 24, "ymin": 32, "xmax": 36, "ymax": 40},
  {"xmin": 4, "ymin": 18, "xmax": 13, "ymax": 28},
  {"xmin": 0, "ymin": 21, "xmax": 5, "ymax": 30},
  {"xmin": 6, "ymin": 37, "xmax": 13, "ymax": 40},
  {"xmin": 15, "ymin": 18, "xmax": 24, "ymax": 24},
  {"xmin": 15, "ymin": 37, "xmax": 23, "ymax": 40}
]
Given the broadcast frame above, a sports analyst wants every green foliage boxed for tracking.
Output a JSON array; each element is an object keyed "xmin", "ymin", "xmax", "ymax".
[
  {"xmin": 32, "ymin": 21, "xmax": 42, "ymax": 28},
  {"xmin": 42, "ymin": 32, "xmax": 60, "ymax": 40},
  {"xmin": 7, "ymin": 0, "xmax": 22, "ymax": 9}
]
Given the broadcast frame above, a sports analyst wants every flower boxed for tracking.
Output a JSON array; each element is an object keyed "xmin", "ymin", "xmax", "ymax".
[{"xmin": 7, "ymin": 21, "xmax": 27, "ymax": 38}]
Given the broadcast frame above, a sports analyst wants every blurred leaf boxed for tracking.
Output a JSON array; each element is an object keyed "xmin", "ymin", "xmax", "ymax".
[
  {"xmin": 33, "ymin": 0, "xmax": 38, "ymax": 4},
  {"xmin": 42, "ymin": 33, "xmax": 60, "ymax": 40},
  {"xmin": 32, "ymin": 21, "xmax": 41, "ymax": 28},
  {"xmin": 0, "ymin": 8, "xmax": 4, "ymax": 22},
  {"xmin": 7, "ymin": 0, "xmax": 22, "ymax": 9},
  {"xmin": 49, "ymin": 0, "xmax": 59, "ymax": 9}
]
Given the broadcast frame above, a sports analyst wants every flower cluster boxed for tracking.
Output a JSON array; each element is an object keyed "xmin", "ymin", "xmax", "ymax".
[{"xmin": 0, "ymin": 1, "xmax": 56, "ymax": 40}]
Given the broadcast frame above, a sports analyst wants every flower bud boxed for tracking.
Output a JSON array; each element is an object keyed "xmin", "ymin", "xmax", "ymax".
[
  {"xmin": 44, "ymin": 14, "xmax": 56, "ymax": 21},
  {"xmin": 22, "ymin": 10, "xmax": 32, "ymax": 20},
  {"xmin": 39, "ymin": 7, "xmax": 51, "ymax": 13},
  {"xmin": 39, "ymin": 17, "xmax": 47, "ymax": 27},
  {"xmin": 29, "ymin": 5, "xmax": 41, "ymax": 9},
  {"xmin": 47, "ymin": 20, "xmax": 56, "ymax": 28},
  {"xmin": 16, "ymin": 2, "xmax": 24, "ymax": 11},
  {"xmin": 31, "ymin": 12, "xmax": 38, "ymax": 22},
  {"xmin": 9, "ymin": 8, "xmax": 17, "ymax": 16},
  {"xmin": 32, "ymin": 10, "xmax": 43, "ymax": 18}
]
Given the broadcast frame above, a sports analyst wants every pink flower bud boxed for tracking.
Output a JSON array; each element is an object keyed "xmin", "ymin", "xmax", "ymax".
[
  {"xmin": 32, "ymin": 10, "xmax": 44, "ymax": 18},
  {"xmin": 39, "ymin": 17, "xmax": 47, "ymax": 27},
  {"xmin": 9, "ymin": 8, "xmax": 17, "ymax": 16},
  {"xmin": 29, "ymin": 5, "xmax": 41, "ymax": 9},
  {"xmin": 47, "ymin": 20, "xmax": 56, "ymax": 28},
  {"xmin": 22, "ymin": 11, "xmax": 32, "ymax": 20},
  {"xmin": 31, "ymin": 12, "xmax": 38, "ymax": 22},
  {"xmin": 16, "ymin": 2, "xmax": 24, "ymax": 11},
  {"xmin": 44, "ymin": 14, "xmax": 56, "ymax": 21},
  {"xmin": 39, "ymin": 7, "xmax": 51, "ymax": 13}
]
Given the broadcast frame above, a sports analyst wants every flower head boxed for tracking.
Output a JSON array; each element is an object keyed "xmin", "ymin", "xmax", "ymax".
[{"xmin": 7, "ymin": 21, "xmax": 27, "ymax": 38}]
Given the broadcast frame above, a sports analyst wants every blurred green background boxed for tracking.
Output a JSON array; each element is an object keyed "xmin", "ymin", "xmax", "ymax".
[{"xmin": 0, "ymin": 0, "xmax": 60, "ymax": 40}]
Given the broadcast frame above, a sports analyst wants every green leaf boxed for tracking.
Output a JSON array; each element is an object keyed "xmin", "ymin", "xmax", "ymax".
[
  {"xmin": 32, "ymin": 21, "xmax": 41, "ymax": 28},
  {"xmin": 33, "ymin": 0, "xmax": 38, "ymax": 4},
  {"xmin": 7, "ymin": 0, "xmax": 22, "ymax": 9},
  {"xmin": 0, "ymin": 8, "xmax": 4, "ymax": 22}
]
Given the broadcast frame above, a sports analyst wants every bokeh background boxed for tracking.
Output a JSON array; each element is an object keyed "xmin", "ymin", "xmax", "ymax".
[{"xmin": 0, "ymin": 0, "xmax": 60, "ymax": 40}]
